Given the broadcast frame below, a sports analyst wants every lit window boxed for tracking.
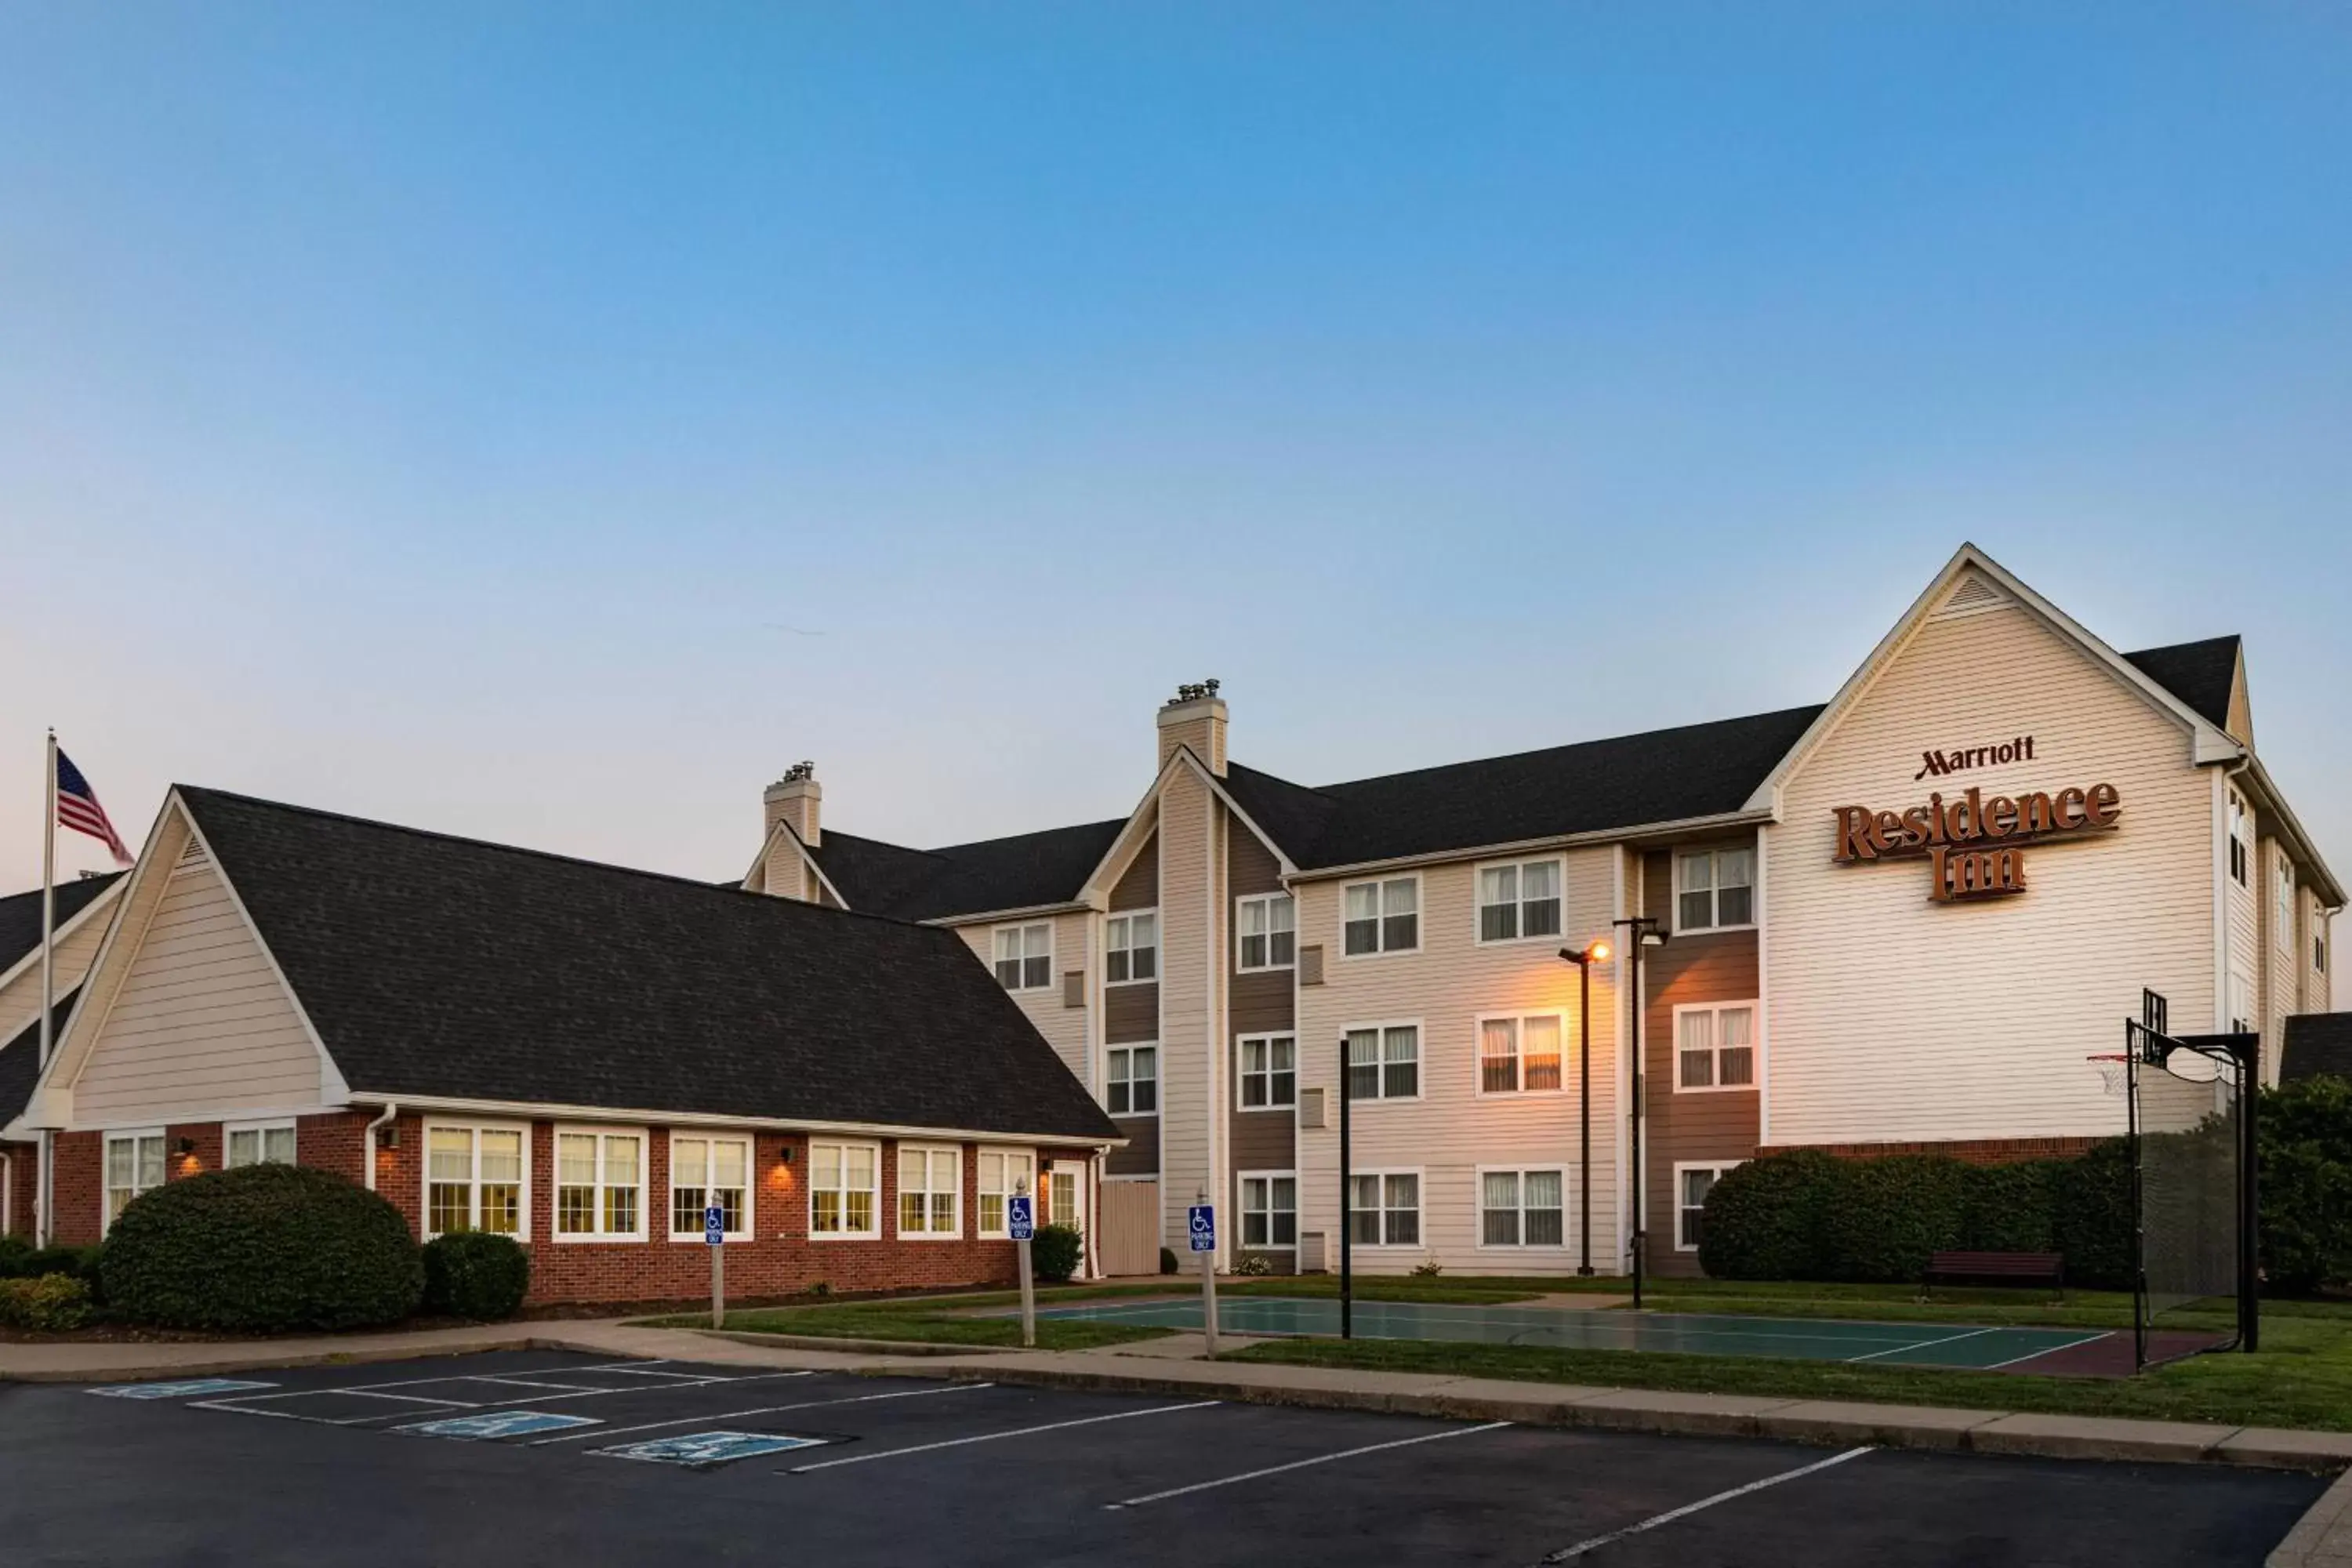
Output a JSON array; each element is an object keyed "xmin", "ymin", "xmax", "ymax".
[
  {"xmin": 1237, "ymin": 894, "xmax": 1296, "ymax": 971},
  {"xmin": 224, "ymin": 1122, "xmax": 296, "ymax": 1169},
  {"xmin": 1677, "ymin": 1166, "xmax": 1732, "ymax": 1250},
  {"xmin": 1481, "ymin": 1169, "xmax": 1565, "ymax": 1247},
  {"xmin": 898, "ymin": 1145, "xmax": 961, "ymax": 1237},
  {"xmin": 1676, "ymin": 1004, "xmax": 1757, "ymax": 1091},
  {"xmin": 1240, "ymin": 1174, "xmax": 1297, "ymax": 1247},
  {"xmin": 1478, "ymin": 858, "xmax": 1563, "ymax": 943},
  {"xmin": 1345, "ymin": 1024, "xmax": 1420, "ymax": 1101},
  {"xmin": 1106, "ymin": 1045, "xmax": 1157, "ymax": 1115},
  {"xmin": 426, "ymin": 1124, "xmax": 525, "ymax": 1239},
  {"xmin": 670, "ymin": 1134, "xmax": 751, "ymax": 1239},
  {"xmin": 1479, "ymin": 1014, "xmax": 1564, "ymax": 1095},
  {"xmin": 103, "ymin": 1131, "xmax": 165, "ymax": 1229},
  {"xmin": 976, "ymin": 1149, "xmax": 1035, "ymax": 1238},
  {"xmin": 1676, "ymin": 847, "xmax": 1755, "ymax": 931},
  {"xmin": 1342, "ymin": 878, "xmax": 1419, "ymax": 956},
  {"xmin": 993, "ymin": 923, "xmax": 1053, "ymax": 991},
  {"xmin": 1106, "ymin": 913, "xmax": 1158, "ymax": 984},
  {"xmin": 1346, "ymin": 1172, "xmax": 1420, "ymax": 1246},
  {"xmin": 1237, "ymin": 1035, "xmax": 1297, "ymax": 1109},
  {"xmin": 809, "ymin": 1141, "xmax": 880, "ymax": 1238},
  {"xmin": 556, "ymin": 1130, "xmax": 644, "ymax": 1240}
]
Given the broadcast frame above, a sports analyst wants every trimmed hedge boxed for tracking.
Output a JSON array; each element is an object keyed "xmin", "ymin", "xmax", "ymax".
[
  {"xmin": 100, "ymin": 1163, "xmax": 423, "ymax": 1332},
  {"xmin": 423, "ymin": 1232, "xmax": 530, "ymax": 1320},
  {"xmin": 1700, "ymin": 1142, "xmax": 2133, "ymax": 1288},
  {"xmin": 1032, "ymin": 1223, "xmax": 1083, "ymax": 1283},
  {"xmin": 0, "ymin": 1274, "xmax": 93, "ymax": 1331},
  {"xmin": 0, "ymin": 1240, "xmax": 105, "ymax": 1287},
  {"xmin": 2259, "ymin": 1076, "xmax": 2352, "ymax": 1294}
]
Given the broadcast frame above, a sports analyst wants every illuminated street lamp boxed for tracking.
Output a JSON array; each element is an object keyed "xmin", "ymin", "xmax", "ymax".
[
  {"xmin": 1613, "ymin": 917, "xmax": 1668, "ymax": 1307},
  {"xmin": 1557, "ymin": 939, "xmax": 1612, "ymax": 1276}
]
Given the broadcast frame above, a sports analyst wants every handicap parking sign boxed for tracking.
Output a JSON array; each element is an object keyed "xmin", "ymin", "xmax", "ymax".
[
  {"xmin": 1188, "ymin": 1203, "xmax": 1215, "ymax": 1253},
  {"xmin": 705, "ymin": 1203, "xmax": 726, "ymax": 1246},
  {"xmin": 1008, "ymin": 1193, "xmax": 1035, "ymax": 1242}
]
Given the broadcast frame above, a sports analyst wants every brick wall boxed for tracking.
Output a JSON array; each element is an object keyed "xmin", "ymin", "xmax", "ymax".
[
  {"xmin": 2, "ymin": 1139, "xmax": 32, "ymax": 1236},
  {"xmin": 45, "ymin": 1111, "xmax": 1098, "ymax": 1305}
]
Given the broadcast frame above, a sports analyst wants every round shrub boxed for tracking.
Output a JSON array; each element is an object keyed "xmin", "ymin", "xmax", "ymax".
[
  {"xmin": 1697, "ymin": 1149, "xmax": 1842, "ymax": 1279},
  {"xmin": 422, "ymin": 1232, "xmax": 531, "ymax": 1320},
  {"xmin": 1159, "ymin": 1247, "xmax": 1179, "ymax": 1276},
  {"xmin": 99, "ymin": 1163, "xmax": 423, "ymax": 1333},
  {"xmin": 0, "ymin": 1274, "xmax": 93, "ymax": 1332},
  {"xmin": 1031, "ymin": 1223, "xmax": 1083, "ymax": 1283}
]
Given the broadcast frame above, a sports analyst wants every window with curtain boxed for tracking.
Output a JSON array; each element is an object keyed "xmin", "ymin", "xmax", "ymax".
[
  {"xmin": 1679, "ymin": 1165, "xmax": 1733, "ymax": 1250},
  {"xmin": 810, "ymin": 1142, "xmax": 880, "ymax": 1237},
  {"xmin": 1347, "ymin": 1172, "xmax": 1420, "ymax": 1245},
  {"xmin": 103, "ymin": 1131, "xmax": 165, "ymax": 1228},
  {"xmin": 1482, "ymin": 1169, "xmax": 1565, "ymax": 1247},
  {"xmin": 1237, "ymin": 1035, "xmax": 1296, "ymax": 1109},
  {"xmin": 426, "ymin": 1125, "xmax": 524, "ymax": 1238},
  {"xmin": 1345, "ymin": 1025, "xmax": 1419, "ymax": 1100},
  {"xmin": 1676, "ymin": 1004, "xmax": 1756, "ymax": 1091},
  {"xmin": 224, "ymin": 1123, "xmax": 296, "ymax": 1169},
  {"xmin": 1478, "ymin": 858, "xmax": 1563, "ymax": 942},
  {"xmin": 898, "ymin": 1145, "xmax": 960, "ymax": 1236},
  {"xmin": 1237, "ymin": 894, "xmax": 1296, "ymax": 970},
  {"xmin": 1342, "ymin": 878, "xmax": 1419, "ymax": 956},
  {"xmin": 1106, "ymin": 1045, "xmax": 1157, "ymax": 1115},
  {"xmin": 977, "ymin": 1149, "xmax": 1035, "ymax": 1237},
  {"xmin": 557, "ymin": 1131, "xmax": 642, "ymax": 1238},
  {"xmin": 1676, "ymin": 846, "xmax": 1755, "ymax": 930},
  {"xmin": 671, "ymin": 1135, "xmax": 751, "ymax": 1238},
  {"xmin": 1240, "ymin": 1174, "xmax": 1297, "ymax": 1247},
  {"xmin": 1106, "ymin": 912, "xmax": 1158, "ymax": 983},
  {"xmin": 993, "ymin": 923, "xmax": 1054, "ymax": 990}
]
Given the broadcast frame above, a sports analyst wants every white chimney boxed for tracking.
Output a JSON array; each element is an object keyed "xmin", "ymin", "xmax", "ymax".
[
  {"xmin": 1156, "ymin": 681, "xmax": 1228, "ymax": 775},
  {"xmin": 760, "ymin": 762, "xmax": 823, "ymax": 901}
]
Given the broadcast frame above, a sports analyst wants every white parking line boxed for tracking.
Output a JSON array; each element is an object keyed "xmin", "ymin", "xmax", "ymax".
[
  {"xmin": 1843, "ymin": 1325, "xmax": 2004, "ymax": 1363},
  {"xmin": 330, "ymin": 1370, "xmax": 814, "ymax": 1424},
  {"xmin": 1105, "ymin": 1421, "xmax": 1512, "ymax": 1508},
  {"xmin": 192, "ymin": 1369, "xmax": 815, "ymax": 1426},
  {"xmin": 1981, "ymin": 1330, "xmax": 2113, "ymax": 1370},
  {"xmin": 786, "ymin": 1400, "xmax": 1222, "ymax": 1473},
  {"xmin": 528, "ymin": 1382, "xmax": 998, "ymax": 1445},
  {"xmin": 1534, "ymin": 1446, "xmax": 1875, "ymax": 1562}
]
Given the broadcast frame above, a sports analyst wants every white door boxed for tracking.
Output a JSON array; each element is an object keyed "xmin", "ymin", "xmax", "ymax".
[{"xmin": 1047, "ymin": 1160, "xmax": 1087, "ymax": 1272}]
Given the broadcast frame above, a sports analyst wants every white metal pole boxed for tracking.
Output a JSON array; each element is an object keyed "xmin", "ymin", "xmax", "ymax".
[
  {"xmin": 1015, "ymin": 1177, "xmax": 1036, "ymax": 1348},
  {"xmin": 35, "ymin": 731, "xmax": 55, "ymax": 1247},
  {"xmin": 1198, "ymin": 1185, "xmax": 1220, "ymax": 1356}
]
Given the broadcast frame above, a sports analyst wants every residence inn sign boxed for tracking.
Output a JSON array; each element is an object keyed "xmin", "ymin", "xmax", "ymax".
[{"xmin": 1832, "ymin": 778, "xmax": 2122, "ymax": 903}]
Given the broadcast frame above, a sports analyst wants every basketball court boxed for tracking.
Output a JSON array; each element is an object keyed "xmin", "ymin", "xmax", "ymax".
[{"xmin": 1027, "ymin": 1296, "xmax": 2187, "ymax": 1375}]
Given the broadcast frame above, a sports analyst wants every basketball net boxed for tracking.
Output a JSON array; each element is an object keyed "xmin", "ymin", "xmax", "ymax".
[{"xmin": 2086, "ymin": 1052, "xmax": 2129, "ymax": 1098}]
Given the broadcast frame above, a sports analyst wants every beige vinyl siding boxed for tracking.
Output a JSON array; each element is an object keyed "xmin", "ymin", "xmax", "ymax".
[
  {"xmin": 1765, "ymin": 601, "xmax": 2216, "ymax": 1146},
  {"xmin": 2226, "ymin": 792, "xmax": 2260, "ymax": 1049},
  {"xmin": 2263, "ymin": 846, "xmax": 2301, "ymax": 1060},
  {"xmin": 0, "ymin": 902, "xmax": 111, "ymax": 1047},
  {"xmin": 954, "ymin": 910, "xmax": 1091, "ymax": 1085},
  {"xmin": 72, "ymin": 858, "xmax": 324, "ymax": 1123},
  {"xmin": 1294, "ymin": 845, "xmax": 1621, "ymax": 1276},
  {"xmin": 1156, "ymin": 768, "xmax": 1216, "ymax": 1252}
]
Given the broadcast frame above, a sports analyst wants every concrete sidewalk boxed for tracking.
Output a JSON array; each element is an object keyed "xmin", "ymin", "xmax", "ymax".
[{"xmin": 13, "ymin": 1314, "xmax": 2352, "ymax": 1559}]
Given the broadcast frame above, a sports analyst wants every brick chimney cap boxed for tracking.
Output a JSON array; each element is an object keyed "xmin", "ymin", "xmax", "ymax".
[{"xmin": 1164, "ymin": 679, "xmax": 1221, "ymax": 707}]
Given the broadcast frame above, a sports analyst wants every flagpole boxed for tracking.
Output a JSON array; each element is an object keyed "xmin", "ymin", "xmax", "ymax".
[{"xmin": 36, "ymin": 730, "xmax": 56, "ymax": 1247}]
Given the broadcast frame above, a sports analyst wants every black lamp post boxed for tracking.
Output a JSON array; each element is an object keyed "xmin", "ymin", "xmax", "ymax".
[
  {"xmin": 1558, "ymin": 939, "xmax": 1615, "ymax": 1276},
  {"xmin": 1613, "ymin": 915, "xmax": 1667, "ymax": 1309}
]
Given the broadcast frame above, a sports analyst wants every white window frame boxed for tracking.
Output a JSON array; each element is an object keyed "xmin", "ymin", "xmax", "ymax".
[
  {"xmin": 1343, "ymin": 1167, "xmax": 1424, "ymax": 1248},
  {"xmin": 1235, "ymin": 892, "xmax": 1297, "ymax": 972},
  {"xmin": 2276, "ymin": 858, "xmax": 2296, "ymax": 953},
  {"xmin": 552, "ymin": 1125, "xmax": 648, "ymax": 1243},
  {"xmin": 422, "ymin": 1120, "xmax": 533, "ymax": 1242},
  {"xmin": 1237, "ymin": 1170, "xmax": 1298, "ymax": 1249},
  {"xmin": 1674, "ymin": 1160, "xmax": 1742, "ymax": 1252},
  {"xmin": 1342, "ymin": 1018, "xmax": 1424, "ymax": 1104},
  {"xmin": 1671, "ymin": 1000, "xmax": 1759, "ymax": 1094},
  {"xmin": 976, "ymin": 1149, "xmax": 1036, "ymax": 1240},
  {"xmin": 667, "ymin": 1132, "xmax": 755, "ymax": 1241},
  {"xmin": 896, "ymin": 1144, "xmax": 963, "ymax": 1240},
  {"xmin": 1105, "ymin": 909, "xmax": 1159, "ymax": 986},
  {"xmin": 1473, "ymin": 1010, "xmax": 1569, "ymax": 1098},
  {"xmin": 2228, "ymin": 793, "xmax": 2251, "ymax": 887},
  {"xmin": 2228, "ymin": 971, "xmax": 2256, "ymax": 1036},
  {"xmin": 101, "ymin": 1127, "xmax": 167, "ymax": 1236},
  {"xmin": 1340, "ymin": 876, "xmax": 1421, "ymax": 959},
  {"xmin": 223, "ymin": 1119, "xmax": 298, "ymax": 1170},
  {"xmin": 1236, "ymin": 1033, "xmax": 1298, "ymax": 1111},
  {"xmin": 808, "ymin": 1139, "xmax": 883, "ymax": 1240},
  {"xmin": 1673, "ymin": 845, "xmax": 1757, "ymax": 933},
  {"xmin": 1105, "ymin": 1043, "xmax": 1159, "ymax": 1117},
  {"xmin": 1475, "ymin": 1165, "xmax": 1569, "ymax": 1251},
  {"xmin": 1473, "ymin": 855, "xmax": 1566, "ymax": 946},
  {"xmin": 993, "ymin": 921, "xmax": 1054, "ymax": 992}
]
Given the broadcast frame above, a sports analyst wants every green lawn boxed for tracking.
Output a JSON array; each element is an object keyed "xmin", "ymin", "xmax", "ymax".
[
  {"xmin": 1230, "ymin": 1300, "xmax": 2352, "ymax": 1432},
  {"xmin": 633, "ymin": 1287, "xmax": 1176, "ymax": 1351}
]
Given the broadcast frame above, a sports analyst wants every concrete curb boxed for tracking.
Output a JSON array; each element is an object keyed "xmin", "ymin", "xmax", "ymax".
[
  {"xmin": 2270, "ymin": 1465, "xmax": 2352, "ymax": 1567},
  {"xmin": 692, "ymin": 1330, "xmax": 1013, "ymax": 1359},
  {"xmin": 0, "ymin": 1330, "xmax": 539, "ymax": 1384}
]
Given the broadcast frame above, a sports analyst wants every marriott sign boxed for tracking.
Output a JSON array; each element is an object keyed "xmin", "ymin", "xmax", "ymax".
[{"xmin": 1831, "ymin": 782, "xmax": 2122, "ymax": 903}]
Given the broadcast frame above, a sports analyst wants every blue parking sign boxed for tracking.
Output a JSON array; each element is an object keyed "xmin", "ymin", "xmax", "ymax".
[
  {"xmin": 705, "ymin": 1203, "xmax": 726, "ymax": 1246},
  {"xmin": 1188, "ymin": 1203, "xmax": 1215, "ymax": 1253},
  {"xmin": 1007, "ymin": 1193, "xmax": 1035, "ymax": 1242}
]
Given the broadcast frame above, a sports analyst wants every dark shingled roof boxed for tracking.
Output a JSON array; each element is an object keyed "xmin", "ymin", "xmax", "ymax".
[
  {"xmin": 797, "ymin": 629, "xmax": 2248, "ymax": 911},
  {"xmin": 0, "ymin": 989, "xmax": 77, "ymax": 1131},
  {"xmin": 2123, "ymin": 636, "xmax": 2241, "ymax": 731},
  {"xmin": 0, "ymin": 873, "xmax": 123, "ymax": 976},
  {"xmin": 2282, "ymin": 1014, "xmax": 2352, "ymax": 1085},
  {"xmin": 810, "ymin": 819, "xmax": 1126, "ymax": 924},
  {"xmin": 173, "ymin": 787, "xmax": 1118, "ymax": 1142}
]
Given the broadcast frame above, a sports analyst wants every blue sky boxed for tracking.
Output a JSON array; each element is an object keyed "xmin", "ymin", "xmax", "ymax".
[{"xmin": 3, "ymin": 6, "xmax": 2347, "ymax": 989}]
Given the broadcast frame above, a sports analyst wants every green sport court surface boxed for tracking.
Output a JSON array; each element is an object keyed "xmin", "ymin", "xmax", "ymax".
[{"xmin": 1033, "ymin": 1297, "xmax": 2120, "ymax": 1372}]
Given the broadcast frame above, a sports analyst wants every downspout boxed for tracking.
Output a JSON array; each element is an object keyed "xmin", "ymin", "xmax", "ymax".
[{"xmin": 364, "ymin": 1103, "xmax": 398, "ymax": 1192}]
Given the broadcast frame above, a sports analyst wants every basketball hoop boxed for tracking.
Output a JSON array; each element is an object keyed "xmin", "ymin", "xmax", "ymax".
[{"xmin": 2086, "ymin": 1052, "xmax": 2129, "ymax": 1098}]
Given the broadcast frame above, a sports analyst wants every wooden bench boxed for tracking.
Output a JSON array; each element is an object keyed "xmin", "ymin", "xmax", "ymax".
[{"xmin": 1921, "ymin": 1250, "xmax": 2065, "ymax": 1300}]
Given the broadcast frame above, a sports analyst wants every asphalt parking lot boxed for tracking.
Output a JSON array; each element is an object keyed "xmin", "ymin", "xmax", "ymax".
[{"xmin": 0, "ymin": 1350, "xmax": 2325, "ymax": 1566}]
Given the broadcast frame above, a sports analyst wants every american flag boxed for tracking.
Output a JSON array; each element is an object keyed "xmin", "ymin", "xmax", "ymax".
[{"xmin": 56, "ymin": 749, "xmax": 133, "ymax": 866}]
